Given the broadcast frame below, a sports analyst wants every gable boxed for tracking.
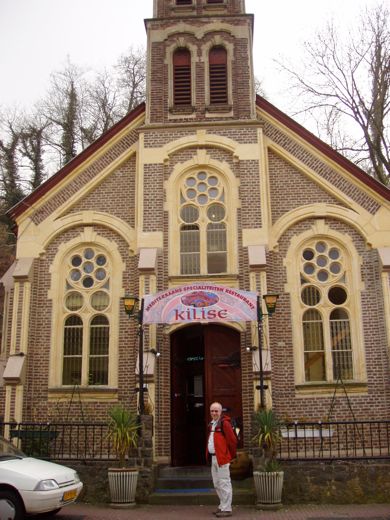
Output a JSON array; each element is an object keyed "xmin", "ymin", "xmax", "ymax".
[
  {"xmin": 256, "ymin": 95, "xmax": 390, "ymax": 207},
  {"xmin": 8, "ymin": 103, "xmax": 145, "ymax": 224},
  {"xmin": 268, "ymin": 150, "xmax": 349, "ymax": 224}
]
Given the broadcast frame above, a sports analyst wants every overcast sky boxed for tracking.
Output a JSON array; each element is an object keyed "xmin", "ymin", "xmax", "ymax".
[{"xmin": 0, "ymin": 0, "xmax": 379, "ymax": 113}]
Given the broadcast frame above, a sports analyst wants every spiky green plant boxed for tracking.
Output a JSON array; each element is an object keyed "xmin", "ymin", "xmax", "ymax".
[
  {"xmin": 252, "ymin": 409, "xmax": 282, "ymax": 472},
  {"xmin": 107, "ymin": 405, "xmax": 140, "ymax": 468}
]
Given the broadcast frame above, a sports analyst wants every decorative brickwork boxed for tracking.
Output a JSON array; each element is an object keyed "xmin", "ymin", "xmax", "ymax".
[
  {"xmin": 32, "ymin": 129, "xmax": 139, "ymax": 225},
  {"xmin": 263, "ymin": 121, "xmax": 381, "ymax": 215},
  {"xmin": 268, "ymin": 150, "xmax": 348, "ymax": 223}
]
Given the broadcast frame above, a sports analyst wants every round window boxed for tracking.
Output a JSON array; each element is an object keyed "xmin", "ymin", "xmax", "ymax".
[
  {"xmin": 303, "ymin": 263, "xmax": 315, "ymax": 275},
  {"xmin": 71, "ymin": 255, "xmax": 82, "ymax": 267},
  {"xmin": 91, "ymin": 291, "xmax": 110, "ymax": 311},
  {"xmin": 181, "ymin": 205, "xmax": 199, "ymax": 223},
  {"xmin": 84, "ymin": 248, "xmax": 95, "ymax": 260},
  {"xmin": 301, "ymin": 286, "xmax": 321, "ymax": 306},
  {"xmin": 207, "ymin": 204, "xmax": 225, "ymax": 222},
  {"xmin": 328, "ymin": 286, "xmax": 347, "ymax": 305},
  {"xmin": 96, "ymin": 255, "xmax": 107, "ymax": 266},
  {"xmin": 302, "ymin": 249, "xmax": 315, "ymax": 261},
  {"xmin": 315, "ymin": 241, "xmax": 327, "ymax": 253},
  {"xmin": 82, "ymin": 276, "xmax": 94, "ymax": 289},
  {"xmin": 317, "ymin": 270, "xmax": 329, "ymax": 282},
  {"xmin": 65, "ymin": 292, "xmax": 83, "ymax": 311}
]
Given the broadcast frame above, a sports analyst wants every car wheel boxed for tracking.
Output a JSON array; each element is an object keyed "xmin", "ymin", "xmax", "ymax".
[{"xmin": 0, "ymin": 490, "xmax": 24, "ymax": 520}]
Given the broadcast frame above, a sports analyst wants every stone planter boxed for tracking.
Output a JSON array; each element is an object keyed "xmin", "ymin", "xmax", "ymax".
[
  {"xmin": 253, "ymin": 470, "xmax": 284, "ymax": 510},
  {"xmin": 108, "ymin": 467, "xmax": 139, "ymax": 508}
]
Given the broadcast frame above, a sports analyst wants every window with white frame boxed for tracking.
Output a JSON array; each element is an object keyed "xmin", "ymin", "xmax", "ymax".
[
  {"xmin": 62, "ymin": 247, "xmax": 111, "ymax": 386},
  {"xmin": 300, "ymin": 239, "xmax": 354, "ymax": 382},
  {"xmin": 180, "ymin": 170, "xmax": 227, "ymax": 275}
]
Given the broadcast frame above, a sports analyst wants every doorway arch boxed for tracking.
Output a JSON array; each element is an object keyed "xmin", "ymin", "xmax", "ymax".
[{"xmin": 171, "ymin": 323, "xmax": 242, "ymax": 466}]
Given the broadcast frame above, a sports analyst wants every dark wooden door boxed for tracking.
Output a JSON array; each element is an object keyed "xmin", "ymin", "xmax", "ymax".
[
  {"xmin": 171, "ymin": 324, "xmax": 242, "ymax": 466},
  {"xmin": 204, "ymin": 325, "xmax": 243, "ymax": 446}
]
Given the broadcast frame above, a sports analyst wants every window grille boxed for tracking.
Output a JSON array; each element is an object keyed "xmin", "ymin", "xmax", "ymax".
[
  {"xmin": 173, "ymin": 48, "xmax": 192, "ymax": 106},
  {"xmin": 209, "ymin": 46, "xmax": 228, "ymax": 104}
]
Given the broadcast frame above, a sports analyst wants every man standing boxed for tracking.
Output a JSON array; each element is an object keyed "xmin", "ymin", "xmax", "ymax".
[{"xmin": 206, "ymin": 402, "xmax": 237, "ymax": 518}]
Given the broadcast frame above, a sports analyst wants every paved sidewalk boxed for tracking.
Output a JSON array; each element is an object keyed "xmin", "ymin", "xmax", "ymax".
[{"xmin": 52, "ymin": 503, "xmax": 390, "ymax": 520}]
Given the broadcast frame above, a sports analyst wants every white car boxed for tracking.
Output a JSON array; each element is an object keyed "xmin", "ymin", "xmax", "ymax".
[{"xmin": 0, "ymin": 436, "xmax": 83, "ymax": 519}]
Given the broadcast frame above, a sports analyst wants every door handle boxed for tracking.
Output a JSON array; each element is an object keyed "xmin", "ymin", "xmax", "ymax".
[{"xmin": 174, "ymin": 393, "xmax": 182, "ymax": 397}]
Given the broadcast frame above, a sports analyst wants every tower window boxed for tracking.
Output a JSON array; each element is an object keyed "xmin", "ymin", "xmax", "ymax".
[
  {"xmin": 209, "ymin": 46, "xmax": 228, "ymax": 104},
  {"xmin": 176, "ymin": 0, "xmax": 192, "ymax": 4},
  {"xmin": 173, "ymin": 48, "xmax": 192, "ymax": 106}
]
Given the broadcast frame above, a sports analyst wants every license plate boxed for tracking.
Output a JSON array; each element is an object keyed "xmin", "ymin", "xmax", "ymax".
[{"xmin": 62, "ymin": 489, "xmax": 77, "ymax": 502}]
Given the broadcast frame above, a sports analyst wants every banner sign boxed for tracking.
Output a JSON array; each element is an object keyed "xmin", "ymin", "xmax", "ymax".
[{"xmin": 143, "ymin": 283, "xmax": 258, "ymax": 324}]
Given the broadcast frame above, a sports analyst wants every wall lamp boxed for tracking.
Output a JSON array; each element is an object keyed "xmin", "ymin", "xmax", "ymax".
[
  {"xmin": 121, "ymin": 295, "xmax": 145, "ymax": 415},
  {"xmin": 257, "ymin": 294, "xmax": 279, "ymax": 410},
  {"xmin": 149, "ymin": 348, "xmax": 161, "ymax": 358},
  {"xmin": 246, "ymin": 346, "xmax": 258, "ymax": 352}
]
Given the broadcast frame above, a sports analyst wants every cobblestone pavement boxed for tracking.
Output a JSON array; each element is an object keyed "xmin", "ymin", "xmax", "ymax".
[{"xmin": 40, "ymin": 503, "xmax": 390, "ymax": 520}]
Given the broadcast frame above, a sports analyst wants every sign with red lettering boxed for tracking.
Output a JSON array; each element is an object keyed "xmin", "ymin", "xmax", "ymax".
[{"xmin": 143, "ymin": 283, "xmax": 257, "ymax": 324}]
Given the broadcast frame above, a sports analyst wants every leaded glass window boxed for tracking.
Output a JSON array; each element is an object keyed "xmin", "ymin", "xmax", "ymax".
[
  {"xmin": 300, "ymin": 240, "xmax": 353, "ymax": 382},
  {"xmin": 62, "ymin": 247, "xmax": 111, "ymax": 386}
]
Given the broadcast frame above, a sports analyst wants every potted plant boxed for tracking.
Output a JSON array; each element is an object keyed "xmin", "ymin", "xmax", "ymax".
[
  {"xmin": 107, "ymin": 405, "xmax": 140, "ymax": 507},
  {"xmin": 252, "ymin": 409, "xmax": 284, "ymax": 510}
]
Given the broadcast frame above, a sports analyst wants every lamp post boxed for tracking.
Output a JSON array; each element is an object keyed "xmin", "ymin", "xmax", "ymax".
[
  {"xmin": 122, "ymin": 295, "xmax": 145, "ymax": 415},
  {"xmin": 257, "ymin": 294, "xmax": 279, "ymax": 410}
]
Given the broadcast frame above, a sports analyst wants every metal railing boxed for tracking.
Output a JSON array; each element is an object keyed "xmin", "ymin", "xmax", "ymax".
[
  {"xmin": 1, "ymin": 420, "xmax": 390, "ymax": 462},
  {"xmin": 279, "ymin": 420, "xmax": 390, "ymax": 461},
  {"xmin": 1, "ymin": 422, "xmax": 113, "ymax": 461}
]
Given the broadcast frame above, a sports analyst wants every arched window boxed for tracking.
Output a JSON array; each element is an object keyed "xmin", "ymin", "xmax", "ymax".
[
  {"xmin": 173, "ymin": 48, "xmax": 192, "ymax": 106},
  {"xmin": 180, "ymin": 171, "xmax": 227, "ymax": 274},
  {"xmin": 61, "ymin": 247, "xmax": 111, "ymax": 386},
  {"xmin": 300, "ymin": 240, "xmax": 353, "ymax": 382},
  {"xmin": 209, "ymin": 46, "xmax": 228, "ymax": 104}
]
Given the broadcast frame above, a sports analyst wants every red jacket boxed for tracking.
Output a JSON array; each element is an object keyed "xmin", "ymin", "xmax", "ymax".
[{"xmin": 206, "ymin": 415, "xmax": 238, "ymax": 466}]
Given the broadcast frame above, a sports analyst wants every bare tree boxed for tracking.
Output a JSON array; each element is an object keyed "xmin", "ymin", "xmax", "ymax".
[
  {"xmin": 115, "ymin": 46, "xmax": 146, "ymax": 113},
  {"xmin": 19, "ymin": 114, "xmax": 49, "ymax": 190},
  {"xmin": 279, "ymin": 3, "xmax": 389, "ymax": 186},
  {"xmin": 0, "ymin": 113, "xmax": 25, "ymax": 210},
  {"xmin": 42, "ymin": 61, "xmax": 84, "ymax": 166},
  {"xmin": 80, "ymin": 70, "xmax": 122, "ymax": 147}
]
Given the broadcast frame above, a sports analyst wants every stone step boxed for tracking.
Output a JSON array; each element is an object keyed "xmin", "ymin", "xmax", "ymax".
[
  {"xmin": 155, "ymin": 476, "xmax": 213, "ymax": 489},
  {"xmin": 149, "ymin": 488, "xmax": 255, "ymax": 506}
]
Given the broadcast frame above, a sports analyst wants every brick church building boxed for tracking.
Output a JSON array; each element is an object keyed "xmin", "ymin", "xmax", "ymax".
[{"xmin": 1, "ymin": 0, "xmax": 390, "ymax": 467}]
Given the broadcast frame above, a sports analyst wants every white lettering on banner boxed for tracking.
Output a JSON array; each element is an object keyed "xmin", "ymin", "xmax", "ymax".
[{"xmin": 143, "ymin": 283, "xmax": 258, "ymax": 324}]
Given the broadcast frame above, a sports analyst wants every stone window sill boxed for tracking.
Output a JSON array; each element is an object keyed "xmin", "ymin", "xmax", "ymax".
[
  {"xmin": 295, "ymin": 382, "xmax": 367, "ymax": 396},
  {"xmin": 206, "ymin": 104, "xmax": 232, "ymax": 113},
  {"xmin": 169, "ymin": 105, "xmax": 195, "ymax": 115},
  {"xmin": 171, "ymin": 5, "xmax": 196, "ymax": 14},
  {"xmin": 48, "ymin": 386, "xmax": 118, "ymax": 401}
]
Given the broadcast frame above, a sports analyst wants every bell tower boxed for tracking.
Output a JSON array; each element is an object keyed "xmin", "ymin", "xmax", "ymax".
[{"xmin": 145, "ymin": 0, "xmax": 256, "ymax": 124}]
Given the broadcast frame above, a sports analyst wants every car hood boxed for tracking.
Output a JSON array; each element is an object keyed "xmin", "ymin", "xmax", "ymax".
[{"xmin": 0, "ymin": 457, "xmax": 77, "ymax": 489}]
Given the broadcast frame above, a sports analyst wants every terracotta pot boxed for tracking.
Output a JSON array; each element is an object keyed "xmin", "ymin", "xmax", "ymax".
[
  {"xmin": 230, "ymin": 449, "xmax": 252, "ymax": 480},
  {"xmin": 108, "ymin": 467, "xmax": 139, "ymax": 508}
]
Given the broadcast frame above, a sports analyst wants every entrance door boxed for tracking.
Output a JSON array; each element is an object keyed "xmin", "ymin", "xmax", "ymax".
[{"xmin": 171, "ymin": 324, "xmax": 242, "ymax": 466}]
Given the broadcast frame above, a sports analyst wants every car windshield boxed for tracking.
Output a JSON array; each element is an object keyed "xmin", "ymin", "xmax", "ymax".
[{"xmin": 0, "ymin": 436, "xmax": 26, "ymax": 460}]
